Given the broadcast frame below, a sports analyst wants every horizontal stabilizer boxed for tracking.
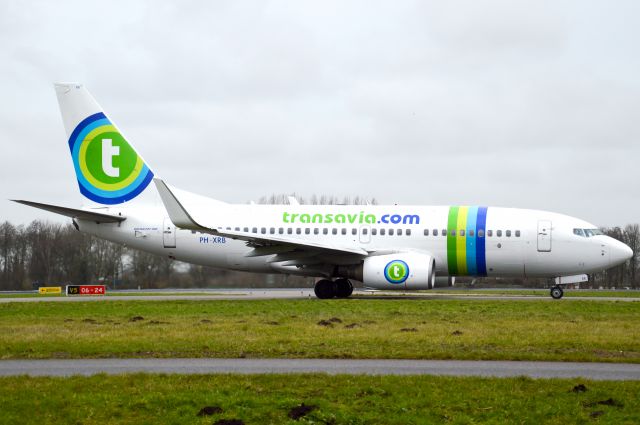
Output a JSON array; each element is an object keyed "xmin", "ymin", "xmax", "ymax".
[{"xmin": 12, "ymin": 200, "xmax": 126, "ymax": 223}]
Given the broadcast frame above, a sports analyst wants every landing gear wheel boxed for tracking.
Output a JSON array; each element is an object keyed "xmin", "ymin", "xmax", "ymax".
[
  {"xmin": 334, "ymin": 278, "xmax": 354, "ymax": 298},
  {"xmin": 314, "ymin": 279, "xmax": 336, "ymax": 299},
  {"xmin": 550, "ymin": 286, "xmax": 564, "ymax": 300}
]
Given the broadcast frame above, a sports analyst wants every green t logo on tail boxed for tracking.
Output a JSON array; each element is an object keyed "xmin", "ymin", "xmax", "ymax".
[{"xmin": 68, "ymin": 112, "xmax": 153, "ymax": 204}]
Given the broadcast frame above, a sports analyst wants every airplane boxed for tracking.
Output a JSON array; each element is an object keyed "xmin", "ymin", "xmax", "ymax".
[{"xmin": 14, "ymin": 83, "xmax": 633, "ymax": 300}]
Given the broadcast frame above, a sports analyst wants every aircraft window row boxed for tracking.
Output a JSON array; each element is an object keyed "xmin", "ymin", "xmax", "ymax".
[
  {"xmin": 226, "ymin": 227, "xmax": 520, "ymax": 238},
  {"xmin": 235, "ymin": 227, "xmax": 415, "ymax": 236},
  {"xmin": 574, "ymin": 228, "xmax": 604, "ymax": 237},
  {"xmin": 421, "ymin": 229, "xmax": 521, "ymax": 238}
]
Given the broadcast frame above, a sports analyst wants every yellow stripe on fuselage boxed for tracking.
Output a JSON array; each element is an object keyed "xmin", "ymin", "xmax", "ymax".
[{"xmin": 456, "ymin": 206, "xmax": 468, "ymax": 274}]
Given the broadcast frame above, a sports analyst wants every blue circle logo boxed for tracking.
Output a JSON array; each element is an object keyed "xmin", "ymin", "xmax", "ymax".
[
  {"xmin": 384, "ymin": 260, "xmax": 409, "ymax": 284},
  {"xmin": 68, "ymin": 112, "xmax": 154, "ymax": 204}
]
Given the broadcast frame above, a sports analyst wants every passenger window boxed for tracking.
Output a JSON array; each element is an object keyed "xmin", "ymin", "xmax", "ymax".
[
  {"xmin": 406, "ymin": 229, "xmax": 411, "ymax": 236},
  {"xmin": 314, "ymin": 228, "xmax": 319, "ymax": 235},
  {"xmin": 460, "ymin": 229, "xmax": 465, "ymax": 237},
  {"xmin": 305, "ymin": 228, "xmax": 310, "ymax": 235},
  {"xmin": 363, "ymin": 228, "xmax": 368, "ymax": 235},
  {"xmin": 442, "ymin": 229, "xmax": 447, "ymax": 236},
  {"xmin": 506, "ymin": 230, "xmax": 511, "ymax": 237},
  {"xmin": 515, "ymin": 230, "xmax": 521, "ymax": 237},
  {"xmin": 323, "ymin": 228, "xmax": 328, "ymax": 235},
  {"xmin": 573, "ymin": 228, "xmax": 585, "ymax": 237},
  {"xmin": 235, "ymin": 227, "xmax": 240, "ymax": 231},
  {"xmin": 278, "ymin": 228, "xmax": 284, "ymax": 234},
  {"xmin": 469, "ymin": 229, "xmax": 474, "ymax": 237},
  {"xmin": 389, "ymin": 229, "xmax": 395, "ymax": 236},
  {"xmin": 451, "ymin": 230, "xmax": 456, "ymax": 237},
  {"xmin": 244, "ymin": 227, "xmax": 249, "ymax": 232},
  {"xmin": 497, "ymin": 230, "xmax": 502, "ymax": 237},
  {"xmin": 398, "ymin": 229, "xmax": 403, "ymax": 236},
  {"xmin": 341, "ymin": 228, "xmax": 347, "ymax": 235},
  {"xmin": 252, "ymin": 227, "xmax": 258, "ymax": 233},
  {"xmin": 296, "ymin": 228, "xmax": 302, "ymax": 235},
  {"xmin": 487, "ymin": 230, "xmax": 493, "ymax": 237},
  {"xmin": 380, "ymin": 229, "xmax": 386, "ymax": 236},
  {"xmin": 261, "ymin": 227, "xmax": 266, "ymax": 234},
  {"xmin": 478, "ymin": 229, "xmax": 484, "ymax": 237},
  {"xmin": 424, "ymin": 229, "xmax": 429, "ymax": 236},
  {"xmin": 270, "ymin": 228, "xmax": 275, "ymax": 234},
  {"xmin": 372, "ymin": 228, "xmax": 377, "ymax": 235},
  {"xmin": 352, "ymin": 228, "xmax": 357, "ymax": 235},
  {"xmin": 433, "ymin": 229, "xmax": 438, "ymax": 236},
  {"xmin": 287, "ymin": 228, "xmax": 293, "ymax": 234},
  {"xmin": 332, "ymin": 228, "xmax": 337, "ymax": 235}
]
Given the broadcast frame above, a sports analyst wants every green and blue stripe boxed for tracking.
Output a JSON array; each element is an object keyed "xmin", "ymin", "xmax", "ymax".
[{"xmin": 447, "ymin": 206, "xmax": 488, "ymax": 276}]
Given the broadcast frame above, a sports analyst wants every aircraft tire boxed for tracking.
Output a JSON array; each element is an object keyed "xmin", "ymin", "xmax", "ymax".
[
  {"xmin": 314, "ymin": 279, "xmax": 336, "ymax": 299},
  {"xmin": 550, "ymin": 286, "xmax": 564, "ymax": 300},
  {"xmin": 334, "ymin": 278, "xmax": 353, "ymax": 298}
]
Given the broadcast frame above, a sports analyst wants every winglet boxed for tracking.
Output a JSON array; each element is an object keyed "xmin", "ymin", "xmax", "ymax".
[{"xmin": 153, "ymin": 179, "xmax": 203, "ymax": 230}]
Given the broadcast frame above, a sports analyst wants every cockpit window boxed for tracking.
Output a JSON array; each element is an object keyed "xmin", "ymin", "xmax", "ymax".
[{"xmin": 578, "ymin": 228, "xmax": 604, "ymax": 237}]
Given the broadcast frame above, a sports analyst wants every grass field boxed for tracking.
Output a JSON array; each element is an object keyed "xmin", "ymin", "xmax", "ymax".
[
  {"xmin": 1, "ymin": 299, "xmax": 638, "ymax": 362},
  {"xmin": 1, "ymin": 288, "xmax": 639, "ymax": 298},
  {"xmin": 0, "ymin": 374, "xmax": 638, "ymax": 424}
]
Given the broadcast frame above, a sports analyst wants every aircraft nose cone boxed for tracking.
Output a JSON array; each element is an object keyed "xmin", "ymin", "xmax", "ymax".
[{"xmin": 610, "ymin": 240, "xmax": 634, "ymax": 266}]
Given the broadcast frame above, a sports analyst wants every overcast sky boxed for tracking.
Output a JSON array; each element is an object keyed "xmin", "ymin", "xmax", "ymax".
[{"xmin": 1, "ymin": 0, "xmax": 638, "ymax": 226}]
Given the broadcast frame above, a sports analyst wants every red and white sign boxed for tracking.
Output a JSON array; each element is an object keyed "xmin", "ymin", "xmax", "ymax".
[{"xmin": 66, "ymin": 285, "xmax": 106, "ymax": 296}]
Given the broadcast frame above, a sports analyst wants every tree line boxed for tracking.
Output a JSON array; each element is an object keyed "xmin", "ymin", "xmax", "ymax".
[{"xmin": 0, "ymin": 219, "xmax": 637, "ymax": 291}]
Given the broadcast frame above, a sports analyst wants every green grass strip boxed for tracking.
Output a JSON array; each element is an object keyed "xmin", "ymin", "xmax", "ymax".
[
  {"xmin": 1, "ymin": 299, "xmax": 639, "ymax": 362},
  {"xmin": 0, "ymin": 374, "xmax": 638, "ymax": 424}
]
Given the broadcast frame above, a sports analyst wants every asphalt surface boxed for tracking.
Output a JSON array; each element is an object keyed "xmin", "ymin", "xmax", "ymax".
[
  {"xmin": 0, "ymin": 359, "xmax": 638, "ymax": 380},
  {"xmin": 1, "ymin": 289, "xmax": 638, "ymax": 302}
]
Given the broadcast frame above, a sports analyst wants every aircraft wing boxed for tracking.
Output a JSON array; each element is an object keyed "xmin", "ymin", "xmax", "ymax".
[
  {"xmin": 154, "ymin": 179, "xmax": 368, "ymax": 257},
  {"xmin": 12, "ymin": 200, "xmax": 126, "ymax": 223}
]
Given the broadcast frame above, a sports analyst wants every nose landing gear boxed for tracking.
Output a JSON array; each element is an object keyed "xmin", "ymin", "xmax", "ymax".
[
  {"xmin": 314, "ymin": 278, "xmax": 354, "ymax": 299},
  {"xmin": 550, "ymin": 285, "xmax": 564, "ymax": 299}
]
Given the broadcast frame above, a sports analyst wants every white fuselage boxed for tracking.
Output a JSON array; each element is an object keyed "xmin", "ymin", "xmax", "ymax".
[{"xmin": 77, "ymin": 203, "xmax": 626, "ymax": 280}]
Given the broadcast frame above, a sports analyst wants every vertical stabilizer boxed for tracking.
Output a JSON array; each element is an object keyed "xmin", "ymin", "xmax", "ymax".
[{"xmin": 54, "ymin": 83, "xmax": 154, "ymax": 205}]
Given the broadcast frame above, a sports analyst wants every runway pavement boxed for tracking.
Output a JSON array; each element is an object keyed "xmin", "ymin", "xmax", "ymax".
[
  {"xmin": 1, "ymin": 289, "xmax": 638, "ymax": 302},
  {"xmin": 0, "ymin": 358, "xmax": 638, "ymax": 380}
]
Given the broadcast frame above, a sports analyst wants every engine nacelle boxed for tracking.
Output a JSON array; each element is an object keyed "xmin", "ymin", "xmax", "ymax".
[{"xmin": 362, "ymin": 252, "xmax": 435, "ymax": 290}]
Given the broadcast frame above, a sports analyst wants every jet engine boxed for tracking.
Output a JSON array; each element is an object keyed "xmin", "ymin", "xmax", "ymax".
[{"xmin": 360, "ymin": 252, "xmax": 435, "ymax": 290}]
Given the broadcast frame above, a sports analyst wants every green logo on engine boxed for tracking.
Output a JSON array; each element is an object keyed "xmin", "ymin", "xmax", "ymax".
[{"xmin": 384, "ymin": 260, "xmax": 409, "ymax": 284}]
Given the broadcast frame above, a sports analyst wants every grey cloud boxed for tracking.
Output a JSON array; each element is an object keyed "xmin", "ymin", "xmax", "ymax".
[{"xmin": 0, "ymin": 0, "xmax": 638, "ymax": 227}]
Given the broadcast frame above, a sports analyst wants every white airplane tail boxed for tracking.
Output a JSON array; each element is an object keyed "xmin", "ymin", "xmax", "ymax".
[{"xmin": 54, "ymin": 83, "xmax": 154, "ymax": 205}]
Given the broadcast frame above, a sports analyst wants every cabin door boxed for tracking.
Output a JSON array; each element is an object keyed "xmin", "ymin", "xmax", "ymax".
[
  {"xmin": 163, "ymin": 217, "xmax": 176, "ymax": 248},
  {"xmin": 537, "ymin": 220, "xmax": 552, "ymax": 252}
]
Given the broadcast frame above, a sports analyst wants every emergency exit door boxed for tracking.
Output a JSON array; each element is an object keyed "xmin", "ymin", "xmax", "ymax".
[
  {"xmin": 537, "ymin": 220, "xmax": 552, "ymax": 252},
  {"xmin": 163, "ymin": 217, "xmax": 176, "ymax": 248}
]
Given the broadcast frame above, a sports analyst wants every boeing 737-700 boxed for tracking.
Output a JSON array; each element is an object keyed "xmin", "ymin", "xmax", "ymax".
[{"xmin": 14, "ymin": 83, "xmax": 634, "ymax": 299}]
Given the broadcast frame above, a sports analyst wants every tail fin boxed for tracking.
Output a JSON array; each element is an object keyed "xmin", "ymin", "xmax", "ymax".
[{"xmin": 54, "ymin": 83, "xmax": 154, "ymax": 205}]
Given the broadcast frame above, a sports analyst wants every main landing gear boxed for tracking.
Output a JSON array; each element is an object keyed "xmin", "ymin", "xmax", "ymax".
[
  {"xmin": 314, "ymin": 278, "xmax": 354, "ymax": 299},
  {"xmin": 550, "ymin": 285, "xmax": 564, "ymax": 300}
]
